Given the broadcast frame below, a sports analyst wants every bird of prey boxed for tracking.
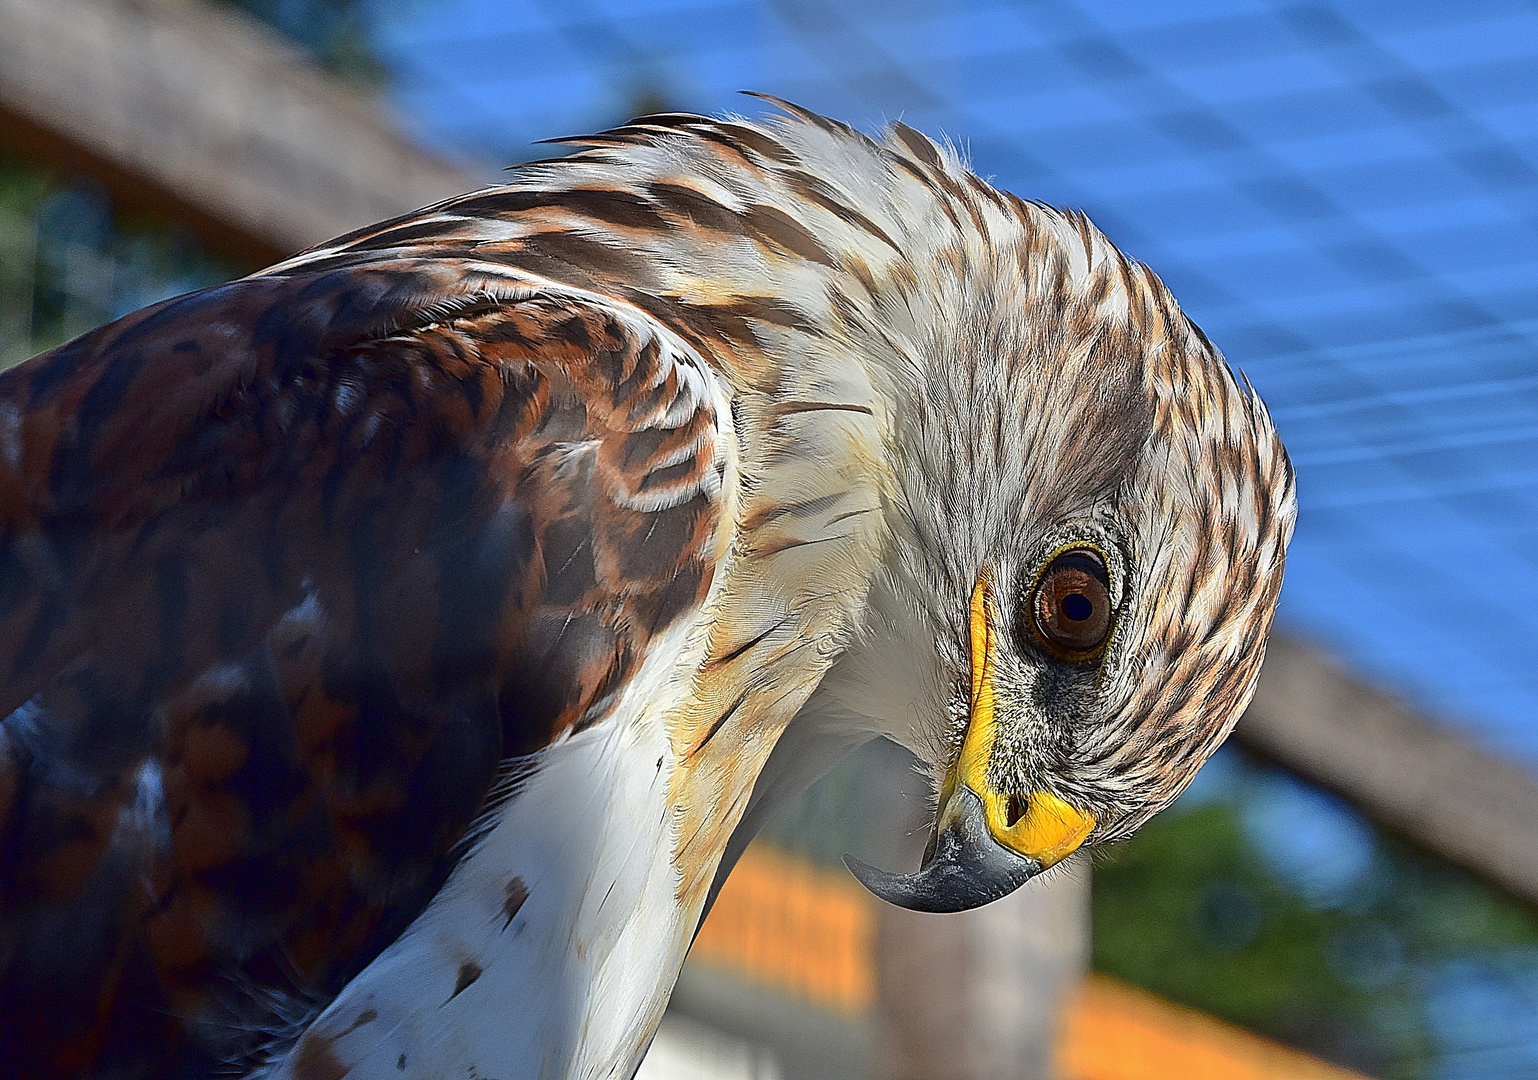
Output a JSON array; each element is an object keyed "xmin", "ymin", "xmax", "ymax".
[{"xmin": 0, "ymin": 101, "xmax": 1294, "ymax": 1079}]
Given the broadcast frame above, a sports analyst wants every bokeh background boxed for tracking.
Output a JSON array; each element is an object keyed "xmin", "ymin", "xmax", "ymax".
[{"xmin": 1, "ymin": 2, "xmax": 1535, "ymax": 1078}]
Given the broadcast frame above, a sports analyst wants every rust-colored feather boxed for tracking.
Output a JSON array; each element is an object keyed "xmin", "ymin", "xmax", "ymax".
[{"xmin": 0, "ymin": 268, "xmax": 722, "ymax": 1076}]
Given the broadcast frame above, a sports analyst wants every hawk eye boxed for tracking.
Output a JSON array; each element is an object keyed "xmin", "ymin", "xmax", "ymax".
[{"xmin": 1032, "ymin": 549, "xmax": 1112, "ymax": 656}]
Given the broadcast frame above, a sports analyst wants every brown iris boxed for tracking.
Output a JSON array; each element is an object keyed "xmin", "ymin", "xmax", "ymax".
[{"xmin": 1032, "ymin": 549, "xmax": 1113, "ymax": 655}]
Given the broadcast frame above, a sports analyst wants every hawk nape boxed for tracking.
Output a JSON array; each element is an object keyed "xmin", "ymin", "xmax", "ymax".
[{"xmin": 0, "ymin": 100, "xmax": 1295, "ymax": 1079}]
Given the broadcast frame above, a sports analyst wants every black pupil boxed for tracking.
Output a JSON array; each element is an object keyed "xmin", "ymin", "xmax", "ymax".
[{"xmin": 1062, "ymin": 593, "xmax": 1093, "ymax": 621}]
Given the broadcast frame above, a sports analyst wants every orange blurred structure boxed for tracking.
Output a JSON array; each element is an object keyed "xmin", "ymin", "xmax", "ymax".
[
  {"xmin": 691, "ymin": 843, "xmax": 876, "ymax": 1015},
  {"xmin": 1058, "ymin": 976, "xmax": 1369, "ymax": 1080},
  {"xmin": 691, "ymin": 844, "xmax": 1370, "ymax": 1080}
]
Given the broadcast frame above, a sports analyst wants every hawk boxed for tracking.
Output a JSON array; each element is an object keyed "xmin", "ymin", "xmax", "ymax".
[{"xmin": 0, "ymin": 101, "xmax": 1295, "ymax": 1079}]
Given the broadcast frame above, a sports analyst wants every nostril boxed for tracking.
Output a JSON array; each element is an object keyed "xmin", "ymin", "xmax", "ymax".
[{"xmin": 1005, "ymin": 794, "xmax": 1028, "ymax": 827}]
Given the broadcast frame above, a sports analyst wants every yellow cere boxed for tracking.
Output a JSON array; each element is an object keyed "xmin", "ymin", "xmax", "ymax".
[{"xmin": 941, "ymin": 571, "xmax": 1096, "ymax": 869}]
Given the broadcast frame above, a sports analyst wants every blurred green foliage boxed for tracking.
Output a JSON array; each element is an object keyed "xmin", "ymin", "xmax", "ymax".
[
  {"xmin": 0, "ymin": 156, "xmax": 236, "ymax": 367},
  {"xmin": 0, "ymin": 166, "xmax": 50, "ymax": 365},
  {"xmin": 1093, "ymin": 747, "xmax": 1538, "ymax": 1079}
]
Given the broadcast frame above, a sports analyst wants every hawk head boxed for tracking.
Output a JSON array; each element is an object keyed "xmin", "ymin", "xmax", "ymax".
[
  {"xmin": 806, "ymin": 128, "xmax": 1298, "ymax": 912},
  {"xmin": 387, "ymin": 98, "xmax": 1296, "ymax": 915}
]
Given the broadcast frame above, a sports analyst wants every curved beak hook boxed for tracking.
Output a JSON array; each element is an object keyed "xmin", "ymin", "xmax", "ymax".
[
  {"xmin": 843, "ymin": 786, "xmax": 1041, "ymax": 913},
  {"xmin": 845, "ymin": 570, "xmax": 1096, "ymax": 913}
]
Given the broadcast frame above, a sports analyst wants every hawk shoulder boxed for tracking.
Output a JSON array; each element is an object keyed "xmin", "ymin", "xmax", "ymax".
[{"xmin": 0, "ymin": 262, "xmax": 727, "ymax": 1076}]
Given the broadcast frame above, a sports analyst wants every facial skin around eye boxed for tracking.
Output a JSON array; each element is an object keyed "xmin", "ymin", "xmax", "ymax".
[{"xmin": 1032, "ymin": 549, "xmax": 1112, "ymax": 655}]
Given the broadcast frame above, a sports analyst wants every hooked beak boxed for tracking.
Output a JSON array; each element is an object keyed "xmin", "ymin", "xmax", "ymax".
[{"xmin": 845, "ymin": 571, "xmax": 1096, "ymax": 913}]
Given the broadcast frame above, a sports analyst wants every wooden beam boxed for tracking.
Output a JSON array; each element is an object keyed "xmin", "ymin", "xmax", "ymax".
[
  {"xmin": 0, "ymin": 0, "xmax": 482, "ymax": 265},
  {"xmin": 1236, "ymin": 634, "xmax": 1538, "ymax": 906}
]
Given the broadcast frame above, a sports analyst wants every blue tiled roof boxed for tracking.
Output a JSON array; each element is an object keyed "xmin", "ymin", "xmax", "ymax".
[{"xmin": 372, "ymin": 0, "xmax": 1538, "ymax": 761}]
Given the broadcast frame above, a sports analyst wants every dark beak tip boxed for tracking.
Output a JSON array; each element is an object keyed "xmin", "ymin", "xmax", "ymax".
[
  {"xmin": 840, "ymin": 788, "xmax": 1042, "ymax": 914},
  {"xmin": 842, "ymin": 851, "xmax": 969, "ymax": 914},
  {"xmin": 841, "ymin": 852, "xmax": 907, "ymax": 896},
  {"xmin": 841, "ymin": 852, "xmax": 883, "ymax": 889}
]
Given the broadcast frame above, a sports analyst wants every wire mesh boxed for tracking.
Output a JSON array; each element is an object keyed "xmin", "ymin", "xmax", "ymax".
[
  {"xmin": 359, "ymin": 4, "xmax": 1538, "ymax": 1076},
  {"xmin": 371, "ymin": 0, "xmax": 1538, "ymax": 766}
]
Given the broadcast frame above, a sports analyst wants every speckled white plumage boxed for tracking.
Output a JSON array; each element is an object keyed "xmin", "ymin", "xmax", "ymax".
[{"xmin": 266, "ymin": 623, "xmax": 696, "ymax": 1080}]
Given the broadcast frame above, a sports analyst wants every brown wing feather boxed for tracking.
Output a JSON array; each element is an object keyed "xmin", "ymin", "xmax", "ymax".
[{"xmin": 0, "ymin": 267, "xmax": 723, "ymax": 1078}]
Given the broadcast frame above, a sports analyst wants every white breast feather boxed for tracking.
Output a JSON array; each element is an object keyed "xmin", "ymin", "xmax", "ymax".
[{"xmin": 262, "ymin": 617, "xmax": 708, "ymax": 1080}]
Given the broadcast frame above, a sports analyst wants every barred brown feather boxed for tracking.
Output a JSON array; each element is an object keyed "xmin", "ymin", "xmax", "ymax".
[{"xmin": 0, "ymin": 101, "xmax": 1293, "ymax": 1079}]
